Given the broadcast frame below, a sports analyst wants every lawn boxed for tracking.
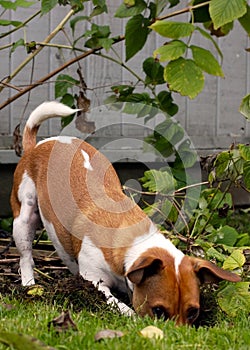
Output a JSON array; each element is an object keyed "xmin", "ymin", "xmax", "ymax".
[
  {"xmin": 0, "ymin": 210, "xmax": 249, "ymax": 350},
  {"xmin": 0, "ymin": 288, "xmax": 249, "ymax": 350}
]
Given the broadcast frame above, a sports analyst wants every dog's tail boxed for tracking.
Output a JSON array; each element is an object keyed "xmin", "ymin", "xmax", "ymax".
[{"xmin": 22, "ymin": 101, "xmax": 81, "ymax": 152}]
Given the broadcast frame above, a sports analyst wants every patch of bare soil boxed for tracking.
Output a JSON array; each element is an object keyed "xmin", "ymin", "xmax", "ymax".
[
  {"xmin": 0, "ymin": 233, "xmax": 109, "ymax": 313},
  {"xmin": 0, "ymin": 232, "xmax": 218, "ymax": 326}
]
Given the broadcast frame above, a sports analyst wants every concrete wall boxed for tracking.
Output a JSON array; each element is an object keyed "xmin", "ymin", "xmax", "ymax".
[{"xmin": 0, "ymin": 1, "xmax": 250, "ymax": 216}]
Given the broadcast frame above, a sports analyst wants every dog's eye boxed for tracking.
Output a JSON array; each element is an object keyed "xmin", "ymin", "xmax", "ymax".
[
  {"xmin": 187, "ymin": 307, "xmax": 200, "ymax": 322},
  {"xmin": 152, "ymin": 307, "xmax": 170, "ymax": 321}
]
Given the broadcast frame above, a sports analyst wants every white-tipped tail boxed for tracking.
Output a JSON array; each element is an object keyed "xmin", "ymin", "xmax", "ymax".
[
  {"xmin": 26, "ymin": 101, "xmax": 81, "ymax": 129},
  {"xmin": 23, "ymin": 101, "xmax": 81, "ymax": 153}
]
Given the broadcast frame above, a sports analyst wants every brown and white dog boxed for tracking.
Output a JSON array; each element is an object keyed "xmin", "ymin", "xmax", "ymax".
[{"xmin": 11, "ymin": 101, "xmax": 240, "ymax": 325}]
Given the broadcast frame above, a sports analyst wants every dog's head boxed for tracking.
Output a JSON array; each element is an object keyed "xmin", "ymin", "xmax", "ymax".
[{"xmin": 126, "ymin": 250, "xmax": 240, "ymax": 325}]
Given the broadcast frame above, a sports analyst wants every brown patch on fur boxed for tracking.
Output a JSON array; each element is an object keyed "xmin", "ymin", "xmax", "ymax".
[{"xmin": 22, "ymin": 126, "xmax": 39, "ymax": 153}]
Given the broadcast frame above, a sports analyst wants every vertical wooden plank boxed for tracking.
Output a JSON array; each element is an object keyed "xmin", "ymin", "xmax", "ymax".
[
  {"xmin": 0, "ymin": 10, "xmax": 12, "ymax": 134},
  {"xmin": 217, "ymin": 22, "xmax": 247, "ymax": 137}
]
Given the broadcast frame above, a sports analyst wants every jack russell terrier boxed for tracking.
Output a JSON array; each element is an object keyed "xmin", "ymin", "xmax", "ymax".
[{"xmin": 11, "ymin": 101, "xmax": 240, "ymax": 325}]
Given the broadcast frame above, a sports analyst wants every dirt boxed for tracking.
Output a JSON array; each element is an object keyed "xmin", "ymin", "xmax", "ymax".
[{"xmin": 0, "ymin": 232, "xmax": 219, "ymax": 327}]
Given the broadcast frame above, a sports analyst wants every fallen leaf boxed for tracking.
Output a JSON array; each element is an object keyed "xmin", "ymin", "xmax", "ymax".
[
  {"xmin": 140, "ymin": 326, "xmax": 164, "ymax": 340},
  {"xmin": 75, "ymin": 91, "xmax": 95, "ymax": 134},
  {"xmin": 26, "ymin": 285, "xmax": 44, "ymax": 297},
  {"xmin": 94, "ymin": 329, "xmax": 124, "ymax": 342},
  {"xmin": 0, "ymin": 332, "xmax": 55, "ymax": 350},
  {"xmin": 0, "ymin": 303, "xmax": 15, "ymax": 311},
  {"xmin": 13, "ymin": 123, "xmax": 22, "ymax": 157},
  {"xmin": 48, "ymin": 310, "xmax": 77, "ymax": 333}
]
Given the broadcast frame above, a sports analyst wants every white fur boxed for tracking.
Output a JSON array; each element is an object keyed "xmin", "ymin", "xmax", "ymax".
[
  {"xmin": 81, "ymin": 150, "xmax": 93, "ymax": 171},
  {"xmin": 26, "ymin": 101, "xmax": 81, "ymax": 129},
  {"xmin": 36, "ymin": 136, "xmax": 77, "ymax": 147},
  {"xmin": 38, "ymin": 212, "xmax": 79, "ymax": 275},
  {"xmin": 125, "ymin": 224, "xmax": 184, "ymax": 276},
  {"xmin": 13, "ymin": 172, "xmax": 40, "ymax": 285},
  {"xmin": 78, "ymin": 236, "xmax": 134, "ymax": 315}
]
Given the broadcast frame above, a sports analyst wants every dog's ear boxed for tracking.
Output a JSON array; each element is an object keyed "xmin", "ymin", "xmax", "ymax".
[
  {"xmin": 126, "ymin": 256, "xmax": 163, "ymax": 285},
  {"xmin": 189, "ymin": 257, "xmax": 241, "ymax": 284}
]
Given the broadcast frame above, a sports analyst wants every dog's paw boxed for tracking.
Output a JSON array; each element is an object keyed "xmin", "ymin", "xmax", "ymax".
[{"xmin": 117, "ymin": 302, "xmax": 136, "ymax": 317}]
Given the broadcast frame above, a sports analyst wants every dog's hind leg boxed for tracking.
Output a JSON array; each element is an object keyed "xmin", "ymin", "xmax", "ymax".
[{"xmin": 12, "ymin": 174, "xmax": 40, "ymax": 286}]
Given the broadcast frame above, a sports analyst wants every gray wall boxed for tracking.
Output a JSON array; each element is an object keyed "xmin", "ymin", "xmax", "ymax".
[
  {"xmin": 0, "ymin": 1, "xmax": 249, "ymax": 160},
  {"xmin": 0, "ymin": 1, "xmax": 250, "ymax": 215}
]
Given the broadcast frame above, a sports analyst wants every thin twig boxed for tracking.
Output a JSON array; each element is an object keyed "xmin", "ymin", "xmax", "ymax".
[
  {"xmin": 0, "ymin": 9, "xmax": 75, "ymax": 93},
  {"xmin": 33, "ymin": 267, "xmax": 54, "ymax": 280},
  {"xmin": 0, "ymin": 1, "xmax": 212, "ymax": 109},
  {"xmin": 0, "ymin": 36, "xmax": 124, "ymax": 110},
  {"xmin": 0, "ymin": 81, "xmax": 22, "ymax": 92},
  {"xmin": 0, "ymin": 10, "xmax": 41, "ymax": 39},
  {"xmin": 0, "ymin": 258, "xmax": 18, "ymax": 264},
  {"xmin": 157, "ymin": 1, "xmax": 210, "ymax": 21}
]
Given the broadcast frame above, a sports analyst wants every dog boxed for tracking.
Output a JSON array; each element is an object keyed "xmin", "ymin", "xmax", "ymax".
[{"xmin": 11, "ymin": 101, "xmax": 240, "ymax": 325}]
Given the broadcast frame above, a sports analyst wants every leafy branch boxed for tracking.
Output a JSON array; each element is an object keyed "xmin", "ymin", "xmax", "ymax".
[{"xmin": 0, "ymin": 0, "xmax": 225, "ymax": 109}]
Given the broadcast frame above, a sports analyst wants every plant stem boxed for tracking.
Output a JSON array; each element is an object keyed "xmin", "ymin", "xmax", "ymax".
[
  {"xmin": 0, "ymin": 36, "xmax": 125, "ymax": 110},
  {"xmin": 0, "ymin": 9, "xmax": 75, "ymax": 93},
  {"xmin": 0, "ymin": 1, "xmax": 212, "ymax": 107},
  {"xmin": 0, "ymin": 10, "xmax": 41, "ymax": 39},
  {"xmin": 157, "ymin": 1, "xmax": 210, "ymax": 21},
  {"xmin": 199, "ymin": 181, "xmax": 233, "ymax": 236},
  {"xmin": 94, "ymin": 52, "xmax": 145, "ymax": 85}
]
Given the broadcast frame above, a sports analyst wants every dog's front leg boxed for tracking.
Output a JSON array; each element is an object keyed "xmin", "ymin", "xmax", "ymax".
[{"xmin": 94, "ymin": 281, "xmax": 135, "ymax": 317}]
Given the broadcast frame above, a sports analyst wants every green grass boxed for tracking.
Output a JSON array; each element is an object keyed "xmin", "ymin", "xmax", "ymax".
[{"xmin": 0, "ymin": 296, "xmax": 249, "ymax": 350}]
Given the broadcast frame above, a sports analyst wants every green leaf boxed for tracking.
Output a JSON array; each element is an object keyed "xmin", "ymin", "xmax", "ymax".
[
  {"xmin": 239, "ymin": 94, "xmax": 250, "ymax": 119},
  {"xmin": 154, "ymin": 119, "xmax": 184, "ymax": 145},
  {"xmin": 239, "ymin": 144, "xmax": 250, "ymax": 161},
  {"xmin": 169, "ymin": 0, "xmax": 179, "ymax": 7},
  {"xmin": 155, "ymin": 0, "xmax": 167, "ymax": 16},
  {"xmin": 70, "ymin": 16, "xmax": 89, "ymax": 36},
  {"xmin": 125, "ymin": 15, "xmax": 150, "ymax": 61},
  {"xmin": 157, "ymin": 91, "xmax": 178, "ymax": 116},
  {"xmin": 236, "ymin": 233, "xmax": 250, "ymax": 247},
  {"xmin": 162, "ymin": 199, "xmax": 178, "ymax": 222},
  {"xmin": 0, "ymin": 217, "xmax": 13, "ymax": 232},
  {"xmin": 141, "ymin": 169, "xmax": 176, "ymax": 194},
  {"xmin": 55, "ymin": 74, "xmax": 79, "ymax": 99},
  {"xmin": 164, "ymin": 58, "xmax": 204, "ymax": 99},
  {"xmin": 0, "ymin": 19, "xmax": 22, "ymax": 27},
  {"xmin": 216, "ymin": 225, "xmax": 239, "ymax": 246},
  {"xmin": 0, "ymin": 331, "xmax": 56, "ymax": 350},
  {"xmin": 214, "ymin": 151, "xmax": 231, "ymax": 177},
  {"xmin": 97, "ymin": 37, "xmax": 114, "ymax": 50},
  {"xmin": 153, "ymin": 40, "xmax": 187, "ymax": 62},
  {"xmin": 223, "ymin": 249, "xmax": 246, "ymax": 270},
  {"xmin": 209, "ymin": 0, "xmax": 247, "ymax": 30},
  {"xmin": 202, "ymin": 188, "xmax": 233, "ymax": 210},
  {"xmin": 90, "ymin": 7, "xmax": 105, "ymax": 17},
  {"xmin": 175, "ymin": 140, "xmax": 198, "ymax": 168},
  {"xmin": 11, "ymin": 38, "xmax": 25, "ymax": 53},
  {"xmin": 150, "ymin": 21, "xmax": 195, "ymax": 39},
  {"xmin": 192, "ymin": 0, "xmax": 211, "ymax": 22},
  {"xmin": 217, "ymin": 282, "xmax": 250, "ymax": 317},
  {"xmin": 238, "ymin": 5, "xmax": 250, "ymax": 35},
  {"xmin": 115, "ymin": 0, "xmax": 147, "ymax": 18},
  {"xmin": 15, "ymin": 0, "xmax": 35, "ymax": 7},
  {"xmin": 206, "ymin": 247, "xmax": 226, "ymax": 262},
  {"xmin": 41, "ymin": 0, "xmax": 57, "ymax": 14},
  {"xmin": 142, "ymin": 57, "xmax": 165, "ymax": 85},
  {"xmin": 0, "ymin": 0, "xmax": 18, "ymax": 9},
  {"xmin": 111, "ymin": 84, "xmax": 135, "ymax": 97},
  {"xmin": 0, "ymin": 0, "xmax": 35, "ymax": 9},
  {"xmin": 190, "ymin": 45, "xmax": 224, "ymax": 76},
  {"xmin": 195, "ymin": 27, "xmax": 223, "ymax": 60},
  {"xmin": 243, "ymin": 160, "xmax": 250, "ymax": 190}
]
